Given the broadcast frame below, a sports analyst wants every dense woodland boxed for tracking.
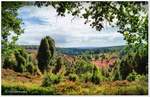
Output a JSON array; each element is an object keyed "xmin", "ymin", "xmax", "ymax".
[{"xmin": 1, "ymin": 1, "xmax": 148, "ymax": 95}]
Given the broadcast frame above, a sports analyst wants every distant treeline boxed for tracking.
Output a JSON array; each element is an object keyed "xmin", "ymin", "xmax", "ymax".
[
  {"xmin": 20, "ymin": 45, "xmax": 125, "ymax": 55},
  {"xmin": 20, "ymin": 45, "xmax": 39, "ymax": 50}
]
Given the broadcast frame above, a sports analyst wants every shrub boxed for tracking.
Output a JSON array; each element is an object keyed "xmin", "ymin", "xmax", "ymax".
[
  {"xmin": 119, "ymin": 51, "xmax": 148, "ymax": 80},
  {"xmin": 126, "ymin": 70, "xmax": 141, "ymax": 81},
  {"xmin": 42, "ymin": 73, "xmax": 62, "ymax": 87},
  {"xmin": 91, "ymin": 66, "xmax": 102, "ymax": 84},
  {"xmin": 64, "ymin": 67, "xmax": 75, "ymax": 76},
  {"xmin": 37, "ymin": 36, "xmax": 55, "ymax": 73},
  {"xmin": 55, "ymin": 81, "xmax": 81, "ymax": 95},
  {"xmin": 81, "ymin": 72, "xmax": 92, "ymax": 83},
  {"xmin": 15, "ymin": 49, "xmax": 30, "ymax": 73},
  {"xmin": 119, "ymin": 55, "xmax": 134, "ymax": 79},
  {"xmin": 110, "ymin": 61, "xmax": 122, "ymax": 81},
  {"xmin": 137, "ymin": 74, "xmax": 148, "ymax": 82},
  {"xmin": 75, "ymin": 60, "xmax": 94, "ymax": 75},
  {"xmin": 18, "ymin": 64, "xmax": 27, "ymax": 73},
  {"xmin": 68, "ymin": 74, "xmax": 78, "ymax": 82},
  {"xmin": 26, "ymin": 63, "xmax": 37, "ymax": 74},
  {"xmin": 91, "ymin": 74, "xmax": 101, "ymax": 84},
  {"xmin": 95, "ymin": 55, "xmax": 99, "ymax": 60},
  {"xmin": 14, "ymin": 49, "xmax": 37, "ymax": 74},
  {"xmin": 53, "ymin": 57, "xmax": 64, "ymax": 74},
  {"xmin": 14, "ymin": 49, "xmax": 28, "ymax": 72},
  {"xmin": 3, "ymin": 55, "xmax": 16, "ymax": 69}
]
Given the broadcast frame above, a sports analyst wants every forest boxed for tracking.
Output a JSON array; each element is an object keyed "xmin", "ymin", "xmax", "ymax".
[{"xmin": 1, "ymin": 1, "xmax": 148, "ymax": 95}]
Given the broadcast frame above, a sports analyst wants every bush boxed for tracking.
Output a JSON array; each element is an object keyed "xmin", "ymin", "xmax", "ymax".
[
  {"xmin": 95, "ymin": 55, "xmax": 99, "ymax": 60},
  {"xmin": 26, "ymin": 63, "xmax": 37, "ymax": 74},
  {"xmin": 91, "ymin": 66, "xmax": 102, "ymax": 84},
  {"xmin": 126, "ymin": 70, "xmax": 141, "ymax": 81},
  {"xmin": 53, "ymin": 57, "xmax": 64, "ymax": 74},
  {"xmin": 55, "ymin": 81, "xmax": 81, "ymax": 95},
  {"xmin": 68, "ymin": 74, "xmax": 78, "ymax": 82},
  {"xmin": 26, "ymin": 54, "xmax": 38, "ymax": 74},
  {"xmin": 4, "ymin": 48, "xmax": 37, "ymax": 75},
  {"xmin": 137, "ymin": 74, "xmax": 148, "ymax": 82},
  {"xmin": 119, "ymin": 51, "xmax": 148, "ymax": 80},
  {"xmin": 3, "ymin": 55, "xmax": 16, "ymax": 69},
  {"xmin": 14, "ymin": 49, "xmax": 28, "ymax": 72},
  {"xmin": 42, "ymin": 73, "xmax": 62, "ymax": 87},
  {"xmin": 81, "ymin": 72, "xmax": 92, "ymax": 83},
  {"xmin": 75, "ymin": 60, "xmax": 94, "ymax": 75},
  {"xmin": 14, "ymin": 49, "xmax": 37, "ymax": 74},
  {"xmin": 91, "ymin": 74, "xmax": 101, "ymax": 84},
  {"xmin": 110, "ymin": 61, "xmax": 122, "ymax": 81}
]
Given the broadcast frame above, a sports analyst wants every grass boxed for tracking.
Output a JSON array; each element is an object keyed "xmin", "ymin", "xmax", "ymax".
[
  {"xmin": 2, "ymin": 79, "xmax": 148, "ymax": 95},
  {"xmin": 2, "ymin": 80, "xmax": 56, "ymax": 95},
  {"xmin": 1, "ymin": 69, "xmax": 148, "ymax": 95},
  {"xmin": 53, "ymin": 80, "xmax": 148, "ymax": 95},
  {"xmin": 2, "ymin": 84, "xmax": 55, "ymax": 95}
]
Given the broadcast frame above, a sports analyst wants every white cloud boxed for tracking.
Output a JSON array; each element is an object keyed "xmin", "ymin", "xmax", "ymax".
[{"xmin": 17, "ymin": 6, "xmax": 126, "ymax": 47}]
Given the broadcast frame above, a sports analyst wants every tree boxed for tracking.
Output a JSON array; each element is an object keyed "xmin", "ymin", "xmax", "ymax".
[
  {"xmin": 37, "ymin": 36, "xmax": 55, "ymax": 73},
  {"xmin": 1, "ymin": 2, "xmax": 24, "ymax": 62}
]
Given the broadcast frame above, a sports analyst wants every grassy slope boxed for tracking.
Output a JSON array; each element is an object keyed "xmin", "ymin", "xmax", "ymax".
[{"xmin": 1, "ymin": 69, "xmax": 148, "ymax": 95}]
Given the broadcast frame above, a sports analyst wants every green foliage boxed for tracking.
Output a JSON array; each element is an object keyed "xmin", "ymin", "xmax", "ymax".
[
  {"xmin": 2, "ymin": 79, "xmax": 148, "ymax": 95},
  {"xmin": 95, "ymin": 54, "xmax": 100, "ymax": 60},
  {"xmin": 1, "ymin": 2, "xmax": 39, "ymax": 74},
  {"xmin": 2, "ymin": 2, "xmax": 24, "ymax": 61},
  {"xmin": 75, "ymin": 60, "xmax": 94, "ymax": 75},
  {"xmin": 42, "ymin": 73, "xmax": 62, "ymax": 87},
  {"xmin": 68, "ymin": 74, "xmax": 78, "ymax": 82},
  {"xmin": 119, "ymin": 50, "xmax": 148, "ymax": 80},
  {"xmin": 3, "ymin": 55, "xmax": 17, "ymax": 69},
  {"xmin": 112, "ymin": 71, "xmax": 121, "ymax": 81},
  {"xmin": 54, "ymin": 81, "xmax": 82, "ymax": 95},
  {"xmin": 2, "ymin": 46, "xmax": 38, "ymax": 74},
  {"xmin": 37, "ymin": 36, "xmax": 55, "ymax": 73},
  {"xmin": 2, "ymin": 84, "xmax": 55, "ymax": 95},
  {"xmin": 15, "ymin": 50, "xmax": 27, "ymax": 72},
  {"xmin": 126, "ymin": 70, "xmax": 146, "ymax": 82},
  {"xmin": 101, "ymin": 68, "xmax": 109, "ymax": 78},
  {"xmin": 64, "ymin": 65, "xmax": 76, "ymax": 76},
  {"xmin": 119, "ymin": 58, "xmax": 132, "ymax": 79},
  {"xmin": 53, "ymin": 57, "xmax": 64, "ymax": 74},
  {"xmin": 81, "ymin": 72, "xmax": 92, "ymax": 83},
  {"xmin": 137, "ymin": 74, "xmax": 148, "ymax": 82},
  {"xmin": 110, "ymin": 60, "xmax": 122, "ymax": 81},
  {"xmin": 91, "ymin": 75, "xmax": 100, "ymax": 84},
  {"xmin": 91, "ymin": 66, "xmax": 102, "ymax": 84},
  {"xmin": 26, "ymin": 63, "xmax": 37, "ymax": 74}
]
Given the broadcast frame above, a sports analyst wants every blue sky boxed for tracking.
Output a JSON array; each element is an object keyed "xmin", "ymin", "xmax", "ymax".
[{"xmin": 17, "ymin": 6, "xmax": 126, "ymax": 48}]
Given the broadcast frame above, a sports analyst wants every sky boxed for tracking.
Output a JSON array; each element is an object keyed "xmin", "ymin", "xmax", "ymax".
[{"xmin": 17, "ymin": 6, "xmax": 126, "ymax": 48}]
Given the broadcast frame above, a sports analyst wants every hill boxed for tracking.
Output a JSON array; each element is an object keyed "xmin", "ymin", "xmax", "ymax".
[{"xmin": 20, "ymin": 45, "xmax": 125, "ymax": 55}]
